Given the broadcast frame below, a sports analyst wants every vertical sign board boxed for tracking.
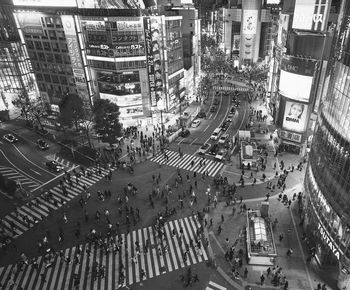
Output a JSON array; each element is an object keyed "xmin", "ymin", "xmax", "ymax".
[
  {"xmin": 61, "ymin": 15, "xmax": 89, "ymax": 102},
  {"xmin": 144, "ymin": 16, "xmax": 164, "ymax": 108}
]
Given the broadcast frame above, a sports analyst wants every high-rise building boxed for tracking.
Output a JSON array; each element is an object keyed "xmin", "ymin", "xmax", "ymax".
[
  {"xmin": 10, "ymin": 0, "xmax": 185, "ymax": 126},
  {"xmin": 302, "ymin": 1, "xmax": 350, "ymax": 288},
  {"xmin": 0, "ymin": 0, "xmax": 36, "ymax": 119}
]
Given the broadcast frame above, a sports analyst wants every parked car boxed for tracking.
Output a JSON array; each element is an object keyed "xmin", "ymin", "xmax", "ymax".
[
  {"xmin": 198, "ymin": 143, "xmax": 210, "ymax": 155},
  {"xmin": 180, "ymin": 129, "xmax": 190, "ymax": 138},
  {"xmin": 210, "ymin": 106, "xmax": 217, "ymax": 112},
  {"xmin": 37, "ymin": 139, "xmax": 49, "ymax": 150},
  {"xmin": 3, "ymin": 134, "xmax": 18, "ymax": 143},
  {"xmin": 191, "ymin": 119, "xmax": 201, "ymax": 128},
  {"xmin": 210, "ymin": 128, "xmax": 221, "ymax": 140},
  {"xmin": 209, "ymin": 143, "xmax": 219, "ymax": 155},
  {"xmin": 46, "ymin": 160, "xmax": 63, "ymax": 173}
]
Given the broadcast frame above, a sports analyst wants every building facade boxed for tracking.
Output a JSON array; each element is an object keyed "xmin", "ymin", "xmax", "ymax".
[
  {"xmin": 11, "ymin": 1, "xmax": 185, "ymax": 126},
  {"xmin": 303, "ymin": 0, "xmax": 350, "ymax": 288},
  {"xmin": 0, "ymin": 0, "xmax": 36, "ymax": 118}
]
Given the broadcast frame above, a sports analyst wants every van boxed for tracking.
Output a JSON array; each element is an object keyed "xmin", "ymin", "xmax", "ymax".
[{"xmin": 211, "ymin": 128, "xmax": 222, "ymax": 140}]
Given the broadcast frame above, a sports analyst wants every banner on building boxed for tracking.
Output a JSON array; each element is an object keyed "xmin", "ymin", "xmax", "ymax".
[
  {"xmin": 282, "ymin": 101, "xmax": 308, "ymax": 133},
  {"xmin": 144, "ymin": 16, "xmax": 164, "ymax": 108},
  {"xmin": 242, "ymin": 10, "xmax": 258, "ymax": 35},
  {"xmin": 292, "ymin": 0, "xmax": 330, "ymax": 32},
  {"xmin": 61, "ymin": 15, "xmax": 89, "ymax": 101},
  {"xmin": 277, "ymin": 14, "xmax": 289, "ymax": 47},
  {"xmin": 16, "ymin": 12, "xmax": 44, "ymax": 36}
]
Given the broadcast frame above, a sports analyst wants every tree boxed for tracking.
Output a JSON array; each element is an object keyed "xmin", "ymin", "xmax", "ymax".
[
  {"xmin": 12, "ymin": 93, "xmax": 46, "ymax": 131},
  {"xmin": 58, "ymin": 93, "xmax": 84, "ymax": 130},
  {"xmin": 93, "ymin": 99, "xmax": 122, "ymax": 145},
  {"xmin": 58, "ymin": 93, "xmax": 95, "ymax": 148}
]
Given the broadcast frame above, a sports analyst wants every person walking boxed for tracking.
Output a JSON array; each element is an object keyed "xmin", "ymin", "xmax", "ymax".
[
  {"xmin": 260, "ymin": 274, "xmax": 265, "ymax": 285},
  {"xmin": 244, "ymin": 267, "xmax": 248, "ymax": 279}
]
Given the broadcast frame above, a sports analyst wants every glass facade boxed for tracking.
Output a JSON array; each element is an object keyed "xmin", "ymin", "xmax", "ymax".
[{"xmin": 304, "ymin": 1, "xmax": 350, "ymax": 287}]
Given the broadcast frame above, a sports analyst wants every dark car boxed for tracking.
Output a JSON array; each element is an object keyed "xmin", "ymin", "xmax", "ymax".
[
  {"xmin": 230, "ymin": 107, "xmax": 236, "ymax": 114},
  {"xmin": 37, "ymin": 139, "xmax": 49, "ymax": 150},
  {"xmin": 3, "ymin": 133, "xmax": 18, "ymax": 143},
  {"xmin": 197, "ymin": 111, "xmax": 206, "ymax": 118},
  {"xmin": 46, "ymin": 160, "xmax": 63, "ymax": 173},
  {"xmin": 213, "ymin": 99, "xmax": 219, "ymax": 105},
  {"xmin": 209, "ymin": 143, "xmax": 219, "ymax": 155},
  {"xmin": 210, "ymin": 106, "xmax": 217, "ymax": 112},
  {"xmin": 180, "ymin": 129, "xmax": 190, "ymax": 138}
]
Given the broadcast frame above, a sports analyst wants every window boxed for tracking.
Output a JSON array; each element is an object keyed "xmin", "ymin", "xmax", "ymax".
[
  {"xmin": 52, "ymin": 75, "xmax": 59, "ymax": 83},
  {"xmin": 57, "ymin": 31, "xmax": 65, "ymax": 40},
  {"xmin": 43, "ymin": 42, "xmax": 51, "ymax": 51},
  {"xmin": 60, "ymin": 76, "xmax": 67, "ymax": 85},
  {"xmin": 52, "ymin": 42, "xmax": 59, "ymax": 52},
  {"xmin": 48, "ymin": 30, "xmax": 56, "ymax": 40},
  {"xmin": 44, "ymin": 74, "xmax": 51, "ymax": 82},
  {"xmin": 37, "ymin": 52, "xmax": 45, "ymax": 61},
  {"xmin": 55, "ymin": 54, "xmax": 62, "ymax": 63},
  {"xmin": 34, "ymin": 42, "xmax": 43, "ymax": 50},
  {"xmin": 45, "ymin": 17, "xmax": 54, "ymax": 27}
]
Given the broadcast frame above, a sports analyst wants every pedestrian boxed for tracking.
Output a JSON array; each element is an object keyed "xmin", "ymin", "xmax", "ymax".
[
  {"xmin": 221, "ymin": 214, "xmax": 224, "ymax": 223},
  {"xmin": 210, "ymin": 218, "xmax": 213, "ymax": 227},
  {"xmin": 279, "ymin": 233, "xmax": 284, "ymax": 242},
  {"xmin": 266, "ymin": 266, "xmax": 271, "ymax": 276},
  {"xmin": 244, "ymin": 267, "xmax": 248, "ymax": 279},
  {"xmin": 260, "ymin": 274, "xmax": 265, "ymax": 285}
]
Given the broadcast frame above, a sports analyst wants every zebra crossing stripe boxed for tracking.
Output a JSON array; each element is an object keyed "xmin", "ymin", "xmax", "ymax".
[
  {"xmin": 150, "ymin": 150, "xmax": 223, "ymax": 177},
  {"xmin": 0, "ymin": 217, "xmax": 207, "ymax": 289},
  {"xmin": 208, "ymin": 280, "xmax": 227, "ymax": 290}
]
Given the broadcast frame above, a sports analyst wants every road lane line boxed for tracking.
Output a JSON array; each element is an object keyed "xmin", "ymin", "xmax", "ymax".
[
  {"xmin": 30, "ymin": 169, "xmax": 41, "ymax": 175},
  {"xmin": 0, "ymin": 149, "xmax": 43, "ymax": 184},
  {"xmin": 190, "ymin": 138, "xmax": 198, "ymax": 146},
  {"xmin": 12, "ymin": 145, "xmax": 56, "ymax": 176}
]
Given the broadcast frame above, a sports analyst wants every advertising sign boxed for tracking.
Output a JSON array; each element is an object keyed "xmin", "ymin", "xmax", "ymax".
[
  {"xmin": 87, "ymin": 43, "xmax": 145, "ymax": 58},
  {"xmin": 76, "ymin": 0, "xmax": 147, "ymax": 9},
  {"xmin": 119, "ymin": 106, "xmax": 144, "ymax": 117},
  {"xmin": 280, "ymin": 55, "xmax": 316, "ymax": 76},
  {"xmin": 279, "ymin": 71, "xmax": 313, "ymax": 102},
  {"xmin": 292, "ymin": 0, "xmax": 330, "ymax": 32},
  {"xmin": 277, "ymin": 14, "xmax": 289, "ymax": 47},
  {"xmin": 13, "ymin": 0, "xmax": 77, "ymax": 7},
  {"xmin": 242, "ymin": 10, "xmax": 258, "ymax": 35},
  {"xmin": 82, "ymin": 20, "xmax": 106, "ymax": 31},
  {"xmin": 100, "ymin": 93, "xmax": 142, "ymax": 107},
  {"xmin": 16, "ymin": 13, "xmax": 43, "ymax": 36},
  {"xmin": 116, "ymin": 20, "xmax": 143, "ymax": 31},
  {"xmin": 144, "ymin": 16, "xmax": 164, "ymax": 108},
  {"xmin": 280, "ymin": 130, "xmax": 302, "ymax": 143},
  {"xmin": 282, "ymin": 101, "xmax": 308, "ymax": 133},
  {"xmin": 61, "ymin": 15, "xmax": 89, "ymax": 101}
]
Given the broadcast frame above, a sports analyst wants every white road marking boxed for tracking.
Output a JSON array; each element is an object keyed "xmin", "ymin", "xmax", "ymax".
[
  {"xmin": 190, "ymin": 138, "xmax": 197, "ymax": 145},
  {"xmin": 29, "ymin": 169, "xmax": 41, "ymax": 175}
]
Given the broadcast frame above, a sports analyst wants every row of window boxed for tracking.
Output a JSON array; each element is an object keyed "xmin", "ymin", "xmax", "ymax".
[
  {"xmin": 24, "ymin": 29, "xmax": 65, "ymax": 41},
  {"xmin": 26, "ymin": 40, "xmax": 68, "ymax": 53},
  {"xmin": 36, "ymin": 73, "xmax": 74, "ymax": 86},
  {"xmin": 88, "ymin": 60, "xmax": 146, "ymax": 70},
  {"xmin": 37, "ymin": 82, "xmax": 76, "ymax": 98},
  {"xmin": 28, "ymin": 51, "xmax": 71, "ymax": 65}
]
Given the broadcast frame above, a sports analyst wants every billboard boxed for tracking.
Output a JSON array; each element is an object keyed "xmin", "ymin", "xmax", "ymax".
[
  {"xmin": 61, "ymin": 15, "xmax": 89, "ymax": 102},
  {"xmin": 277, "ymin": 14, "xmax": 289, "ymax": 47},
  {"xmin": 100, "ymin": 93, "xmax": 142, "ymax": 107},
  {"xmin": 144, "ymin": 16, "xmax": 164, "ymax": 108},
  {"xmin": 76, "ymin": 0, "xmax": 150, "ymax": 9},
  {"xmin": 292, "ymin": 0, "xmax": 330, "ymax": 32},
  {"xmin": 16, "ymin": 12, "xmax": 43, "ymax": 36},
  {"xmin": 282, "ymin": 101, "xmax": 308, "ymax": 133},
  {"xmin": 242, "ymin": 10, "xmax": 258, "ymax": 35},
  {"xmin": 279, "ymin": 56, "xmax": 316, "ymax": 102},
  {"xmin": 13, "ymin": 0, "xmax": 77, "ymax": 7}
]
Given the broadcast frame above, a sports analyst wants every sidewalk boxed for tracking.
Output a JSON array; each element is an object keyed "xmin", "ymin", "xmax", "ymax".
[{"xmin": 204, "ymin": 169, "xmax": 336, "ymax": 290}]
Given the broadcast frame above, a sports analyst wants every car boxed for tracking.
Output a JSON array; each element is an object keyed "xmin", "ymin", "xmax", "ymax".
[
  {"xmin": 3, "ymin": 133, "xmax": 18, "ymax": 143},
  {"xmin": 191, "ymin": 119, "xmax": 201, "ymax": 128},
  {"xmin": 230, "ymin": 107, "xmax": 236, "ymax": 114},
  {"xmin": 210, "ymin": 128, "xmax": 222, "ymax": 141},
  {"xmin": 215, "ymin": 149, "xmax": 227, "ymax": 161},
  {"xmin": 198, "ymin": 143, "xmax": 210, "ymax": 155},
  {"xmin": 180, "ymin": 129, "xmax": 190, "ymax": 138},
  {"xmin": 46, "ymin": 160, "xmax": 63, "ymax": 172},
  {"xmin": 196, "ymin": 111, "xmax": 206, "ymax": 118},
  {"xmin": 213, "ymin": 99, "xmax": 220, "ymax": 105},
  {"xmin": 219, "ymin": 134, "xmax": 228, "ymax": 144},
  {"xmin": 226, "ymin": 113, "xmax": 234, "ymax": 122},
  {"xmin": 221, "ymin": 121, "xmax": 228, "ymax": 131},
  {"xmin": 37, "ymin": 139, "xmax": 49, "ymax": 150},
  {"xmin": 209, "ymin": 143, "xmax": 219, "ymax": 155},
  {"xmin": 210, "ymin": 106, "xmax": 217, "ymax": 112}
]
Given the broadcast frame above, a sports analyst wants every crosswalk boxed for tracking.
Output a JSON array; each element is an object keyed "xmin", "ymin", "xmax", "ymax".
[
  {"xmin": 0, "ymin": 167, "xmax": 112, "ymax": 240},
  {"xmin": 53, "ymin": 154, "xmax": 77, "ymax": 169},
  {"xmin": 206, "ymin": 280, "xmax": 227, "ymax": 290},
  {"xmin": 0, "ymin": 216, "xmax": 208, "ymax": 289},
  {"xmin": 150, "ymin": 150, "xmax": 223, "ymax": 177},
  {"xmin": 213, "ymin": 85, "xmax": 249, "ymax": 92},
  {"xmin": 0, "ymin": 166, "xmax": 41, "ymax": 191}
]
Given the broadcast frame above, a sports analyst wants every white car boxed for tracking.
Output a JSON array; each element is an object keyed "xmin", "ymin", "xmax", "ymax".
[
  {"xmin": 191, "ymin": 119, "xmax": 201, "ymax": 128},
  {"xmin": 218, "ymin": 134, "xmax": 228, "ymax": 144},
  {"xmin": 198, "ymin": 143, "xmax": 210, "ymax": 155},
  {"xmin": 215, "ymin": 149, "xmax": 226, "ymax": 161},
  {"xmin": 210, "ymin": 128, "xmax": 222, "ymax": 141},
  {"xmin": 3, "ymin": 133, "xmax": 18, "ymax": 143}
]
